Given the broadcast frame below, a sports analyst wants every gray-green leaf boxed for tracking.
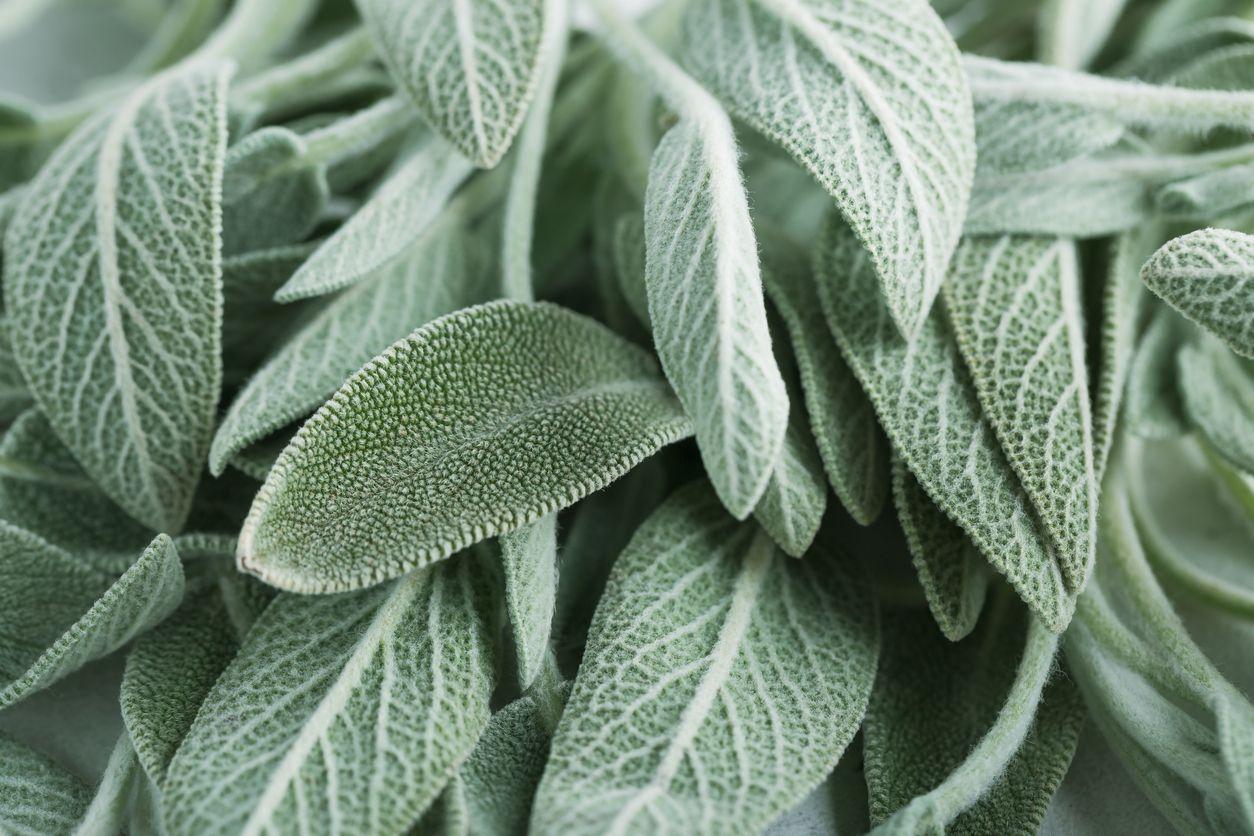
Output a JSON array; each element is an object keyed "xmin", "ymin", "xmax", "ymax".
[
  {"xmin": 238, "ymin": 301, "xmax": 692, "ymax": 593},
  {"xmin": 815, "ymin": 216, "xmax": 1075, "ymax": 631},
  {"xmin": 752, "ymin": 377, "xmax": 828, "ymax": 558},
  {"xmin": 3, "ymin": 62, "xmax": 230, "ymax": 532},
  {"xmin": 162, "ymin": 555, "xmax": 495, "ymax": 835},
  {"xmin": 220, "ymin": 126, "xmax": 327, "ymax": 255},
  {"xmin": 532, "ymin": 481, "xmax": 879, "ymax": 835},
  {"xmin": 683, "ymin": 0, "xmax": 975, "ymax": 338},
  {"xmin": 0, "ymin": 733, "xmax": 90, "ymax": 835},
  {"xmin": 1141, "ymin": 228, "xmax": 1254, "ymax": 359},
  {"xmin": 0, "ymin": 316, "xmax": 32, "ymax": 421},
  {"xmin": 499, "ymin": 514, "xmax": 558, "ymax": 690},
  {"xmin": 1124, "ymin": 307, "xmax": 1189, "ymax": 439},
  {"xmin": 1178, "ymin": 337, "xmax": 1254, "ymax": 475}
]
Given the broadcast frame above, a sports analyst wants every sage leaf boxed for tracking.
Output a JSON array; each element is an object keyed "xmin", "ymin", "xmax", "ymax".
[
  {"xmin": 892, "ymin": 461, "xmax": 989, "ymax": 642},
  {"xmin": 120, "ymin": 585, "xmax": 251, "ymax": 787},
  {"xmin": 752, "ymin": 375, "xmax": 828, "ymax": 558},
  {"xmin": 1157, "ymin": 162, "xmax": 1254, "ymax": 220},
  {"xmin": 1115, "ymin": 16, "xmax": 1254, "ymax": 81},
  {"xmin": 220, "ymin": 240, "xmax": 320, "ymax": 377},
  {"xmin": 1141, "ymin": 228, "xmax": 1254, "ymax": 359},
  {"xmin": 355, "ymin": 0, "xmax": 545, "ymax": 168},
  {"xmin": 532, "ymin": 481, "xmax": 879, "ymax": 835},
  {"xmin": 1218, "ymin": 698, "xmax": 1254, "ymax": 830},
  {"xmin": 682, "ymin": 0, "xmax": 976, "ymax": 339},
  {"xmin": 865, "ymin": 600, "xmax": 1081, "ymax": 835},
  {"xmin": 274, "ymin": 137, "xmax": 474, "ymax": 302},
  {"xmin": 3, "ymin": 61, "xmax": 230, "ymax": 532},
  {"xmin": 762, "ymin": 237, "xmax": 888, "ymax": 526},
  {"xmin": 499, "ymin": 514, "xmax": 558, "ymax": 690},
  {"xmin": 611, "ymin": 212, "xmax": 649, "ymax": 328},
  {"xmin": 0, "ymin": 733, "xmax": 90, "ymax": 834},
  {"xmin": 1125, "ymin": 308, "xmax": 1189, "ymax": 439},
  {"xmin": 209, "ymin": 225, "xmax": 491, "ymax": 476},
  {"xmin": 74, "ymin": 732, "xmax": 140, "ymax": 836},
  {"xmin": 220, "ymin": 126, "xmax": 328, "ymax": 255},
  {"xmin": 816, "ymin": 216, "xmax": 1075, "ymax": 631},
  {"xmin": 238, "ymin": 301, "xmax": 692, "ymax": 593},
  {"xmin": 162, "ymin": 555, "xmax": 495, "ymax": 835},
  {"xmin": 1178, "ymin": 337, "xmax": 1254, "ymax": 475},
  {"xmin": 943, "ymin": 236, "xmax": 1096, "ymax": 590},
  {"xmin": 0, "ymin": 316, "xmax": 32, "ymax": 421},
  {"xmin": 1038, "ymin": 0, "xmax": 1128, "ymax": 70},
  {"xmin": 973, "ymin": 100, "xmax": 1123, "ymax": 176},
  {"xmin": 0, "ymin": 529, "xmax": 183, "ymax": 709}
]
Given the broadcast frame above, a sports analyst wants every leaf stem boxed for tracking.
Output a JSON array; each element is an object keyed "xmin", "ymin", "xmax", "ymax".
[
  {"xmin": 301, "ymin": 94, "xmax": 414, "ymax": 169},
  {"xmin": 231, "ymin": 28, "xmax": 378, "ymax": 114}
]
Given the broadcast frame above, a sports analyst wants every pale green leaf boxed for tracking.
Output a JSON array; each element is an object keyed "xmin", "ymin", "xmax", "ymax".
[
  {"xmin": 162, "ymin": 556, "xmax": 495, "ymax": 836},
  {"xmin": 499, "ymin": 514, "xmax": 558, "ymax": 690},
  {"xmin": 1179, "ymin": 337, "xmax": 1254, "ymax": 475},
  {"xmin": 3, "ymin": 62, "xmax": 230, "ymax": 532},
  {"xmin": 1124, "ymin": 307, "xmax": 1189, "ymax": 439},
  {"xmin": 1157, "ymin": 162, "xmax": 1254, "ymax": 220},
  {"xmin": 973, "ymin": 100, "xmax": 1123, "ymax": 175},
  {"xmin": 1037, "ymin": 0, "xmax": 1127, "ymax": 70},
  {"xmin": 761, "ymin": 237, "xmax": 888, "ymax": 526},
  {"xmin": 220, "ymin": 240, "xmax": 320, "ymax": 377},
  {"xmin": 1116, "ymin": 16, "xmax": 1254, "ymax": 81},
  {"xmin": 228, "ymin": 433, "xmax": 289, "ymax": 483},
  {"xmin": 274, "ymin": 138, "xmax": 474, "ymax": 302},
  {"xmin": 865, "ymin": 600, "xmax": 1081, "ymax": 835},
  {"xmin": 73, "ymin": 732, "xmax": 140, "ymax": 836},
  {"xmin": 0, "ymin": 408, "xmax": 152, "ymax": 572},
  {"xmin": 209, "ymin": 225, "xmax": 491, "ymax": 476},
  {"xmin": 943, "ymin": 236, "xmax": 1096, "ymax": 590},
  {"xmin": 532, "ymin": 481, "xmax": 879, "ymax": 835},
  {"xmin": 356, "ymin": 0, "xmax": 546, "ymax": 167},
  {"xmin": 0, "ymin": 530, "xmax": 183, "ymax": 709},
  {"xmin": 238, "ymin": 301, "xmax": 692, "ymax": 593},
  {"xmin": 1218, "ymin": 698, "xmax": 1254, "ymax": 830},
  {"xmin": 0, "ymin": 316, "xmax": 32, "ymax": 421},
  {"xmin": 1171, "ymin": 42, "xmax": 1254, "ymax": 91},
  {"xmin": 891, "ymin": 460, "xmax": 989, "ymax": 642},
  {"xmin": 815, "ymin": 216, "xmax": 1075, "ymax": 631},
  {"xmin": 752, "ymin": 376, "xmax": 828, "ymax": 558},
  {"xmin": 220, "ymin": 126, "xmax": 327, "ymax": 255},
  {"xmin": 0, "ymin": 733, "xmax": 91, "ymax": 835},
  {"xmin": 611, "ymin": 212, "xmax": 649, "ymax": 328},
  {"xmin": 1141, "ymin": 228, "xmax": 1254, "ymax": 359},
  {"xmin": 682, "ymin": 0, "xmax": 975, "ymax": 338}
]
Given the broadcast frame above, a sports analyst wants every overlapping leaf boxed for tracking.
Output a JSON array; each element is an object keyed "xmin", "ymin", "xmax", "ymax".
[
  {"xmin": 499, "ymin": 515, "xmax": 558, "ymax": 690},
  {"xmin": 0, "ymin": 733, "xmax": 90, "ymax": 834},
  {"xmin": 1178, "ymin": 337, "xmax": 1254, "ymax": 475}
]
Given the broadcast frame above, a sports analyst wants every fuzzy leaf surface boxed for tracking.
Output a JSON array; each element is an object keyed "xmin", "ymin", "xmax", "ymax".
[
  {"xmin": 1178, "ymin": 337, "xmax": 1254, "ymax": 474},
  {"xmin": 499, "ymin": 514, "xmax": 558, "ymax": 690},
  {"xmin": 220, "ymin": 126, "xmax": 327, "ymax": 255},
  {"xmin": 1124, "ymin": 308, "xmax": 1189, "ymax": 439},
  {"xmin": 0, "ymin": 733, "xmax": 90, "ymax": 835}
]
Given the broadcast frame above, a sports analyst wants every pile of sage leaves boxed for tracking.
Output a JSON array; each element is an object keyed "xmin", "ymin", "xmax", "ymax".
[{"xmin": 1, "ymin": 0, "xmax": 1252, "ymax": 833}]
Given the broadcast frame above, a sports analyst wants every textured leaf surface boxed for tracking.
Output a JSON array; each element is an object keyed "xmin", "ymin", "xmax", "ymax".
[
  {"xmin": 3, "ymin": 62, "xmax": 229, "ymax": 532},
  {"xmin": 752, "ymin": 381, "xmax": 828, "ymax": 558},
  {"xmin": 865, "ymin": 603, "xmax": 1083, "ymax": 835},
  {"xmin": 0, "ymin": 529, "xmax": 183, "ymax": 709},
  {"xmin": 356, "ymin": 0, "xmax": 545, "ymax": 167},
  {"xmin": 532, "ymin": 481, "xmax": 879, "ymax": 835},
  {"xmin": 973, "ymin": 100, "xmax": 1122, "ymax": 175},
  {"xmin": 275, "ymin": 138, "xmax": 474, "ymax": 302},
  {"xmin": 220, "ymin": 126, "xmax": 327, "ymax": 255},
  {"xmin": 1178, "ymin": 337, "xmax": 1254, "ymax": 474},
  {"xmin": 0, "ymin": 409, "xmax": 152, "ymax": 572},
  {"xmin": 162, "ymin": 556, "xmax": 494, "ymax": 836},
  {"xmin": 683, "ymin": 0, "xmax": 975, "ymax": 338},
  {"xmin": 0, "ymin": 316, "xmax": 31, "ymax": 420},
  {"xmin": 892, "ymin": 461, "xmax": 988, "ymax": 642},
  {"xmin": 239, "ymin": 301, "xmax": 692, "ymax": 593},
  {"xmin": 762, "ymin": 242, "xmax": 888, "ymax": 525},
  {"xmin": 943, "ymin": 236, "xmax": 1096, "ymax": 590},
  {"xmin": 1140, "ymin": 228, "xmax": 1254, "ymax": 359},
  {"xmin": 499, "ymin": 514, "xmax": 558, "ymax": 690},
  {"xmin": 1125, "ymin": 308, "xmax": 1189, "ymax": 439},
  {"xmin": 644, "ymin": 119, "xmax": 787, "ymax": 519},
  {"xmin": 210, "ymin": 226, "xmax": 490, "ymax": 476},
  {"xmin": 815, "ymin": 217, "xmax": 1075, "ymax": 631},
  {"xmin": 0, "ymin": 733, "xmax": 90, "ymax": 835}
]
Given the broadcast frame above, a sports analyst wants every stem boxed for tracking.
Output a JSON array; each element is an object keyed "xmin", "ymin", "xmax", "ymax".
[
  {"xmin": 502, "ymin": 0, "xmax": 570, "ymax": 302},
  {"xmin": 232, "ymin": 28, "xmax": 377, "ymax": 114},
  {"xmin": 301, "ymin": 95, "xmax": 414, "ymax": 169},
  {"xmin": 871, "ymin": 617, "xmax": 1059, "ymax": 835}
]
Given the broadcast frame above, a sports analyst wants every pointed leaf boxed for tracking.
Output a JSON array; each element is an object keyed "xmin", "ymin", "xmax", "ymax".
[
  {"xmin": 815, "ymin": 217, "xmax": 1075, "ymax": 631},
  {"xmin": 532, "ymin": 481, "xmax": 878, "ymax": 834},
  {"xmin": 220, "ymin": 126, "xmax": 327, "ymax": 255},
  {"xmin": 0, "ymin": 733, "xmax": 90, "ymax": 834},
  {"xmin": 499, "ymin": 514, "xmax": 558, "ymax": 690},
  {"xmin": 683, "ymin": 0, "xmax": 975, "ymax": 338},
  {"xmin": 162, "ymin": 556, "xmax": 495, "ymax": 835},
  {"xmin": 1178, "ymin": 337, "xmax": 1254, "ymax": 475},
  {"xmin": 973, "ymin": 100, "xmax": 1122, "ymax": 176},
  {"xmin": 752, "ymin": 384, "xmax": 828, "ymax": 558},
  {"xmin": 238, "ymin": 301, "xmax": 692, "ymax": 593},
  {"xmin": 1141, "ymin": 228, "xmax": 1254, "ymax": 359},
  {"xmin": 3, "ymin": 62, "xmax": 230, "ymax": 532},
  {"xmin": 644, "ymin": 119, "xmax": 787, "ymax": 519},
  {"xmin": 210, "ymin": 225, "xmax": 491, "ymax": 476},
  {"xmin": 943, "ymin": 236, "xmax": 1096, "ymax": 590},
  {"xmin": 356, "ymin": 0, "xmax": 546, "ymax": 167},
  {"xmin": 0, "ymin": 530, "xmax": 183, "ymax": 708}
]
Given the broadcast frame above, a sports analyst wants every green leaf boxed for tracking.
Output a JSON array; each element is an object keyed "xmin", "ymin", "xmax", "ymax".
[
  {"xmin": 1218, "ymin": 697, "xmax": 1254, "ymax": 830},
  {"xmin": 752, "ymin": 375, "xmax": 828, "ymax": 558},
  {"xmin": 0, "ymin": 529, "xmax": 183, "ymax": 709},
  {"xmin": 3, "ymin": 62, "xmax": 230, "ymax": 532},
  {"xmin": 209, "ymin": 224, "xmax": 492, "ymax": 476},
  {"xmin": 120, "ymin": 585, "xmax": 252, "ymax": 788},
  {"xmin": 682, "ymin": 0, "xmax": 975, "ymax": 339},
  {"xmin": 973, "ymin": 100, "xmax": 1123, "ymax": 175},
  {"xmin": 499, "ymin": 514, "xmax": 558, "ymax": 690},
  {"xmin": 864, "ymin": 599, "xmax": 1081, "ymax": 835},
  {"xmin": 1141, "ymin": 228, "xmax": 1254, "ymax": 359},
  {"xmin": 1157, "ymin": 162, "xmax": 1254, "ymax": 220},
  {"xmin": 238, "ymin": 301, "xmax": 692, "ymax": 593},
  {"xmin": 220, "ymin": 240, "xmax": 320, "ymax": 377},
  {"xmin": 0, "ymin": 409, "xmax": 153, "ymax": 572},
  {"xmin": 220, "ymin": 126, "xmax": 328, "ymax": 255},
  {"xmin": 0, "ymin": 316, "xmax": 32, "ymax": 421},
  {"xmin": 762, "ymin": 237, "xmax": 888, "ymax": 526},
  {"xmin": 74, "ymin": 732, "xmax": 140, "ymax": 836},
  {"xmin": 815, "ymin": 216, "xmax": 1075, "ymax": 631},
  {"xmin": 943, "ymin": 236, "xmax": 1096, "ymax": 590},
  {"xmin": 1038, "ymin": 0, "xmax": 1128, "ymax": 70},
  {"xmin": 161, "ymin": 555, "xmax": 495, "ymax": 835},
  {"xmin": 274, "ymin": 138, "xmax": 474, "ymax": 302},
  {"xmin": 356, "ymin": 0, "xmax": 546, "ymax": 168},
  {"xmin": 891, "ymin": 460, "xmax": 989, "ymax": 642},
  {"xmin": 532, "ymin": 481, "xmax": 879, "ymax": 834},
  {"xmin": 0, "ymin": 733, "xmax": 90, "ymax": 834},
  {"xmin": 1124, "ymin": 307, "xmax": 1189, "ymax": 439},
  {"xmin": 1178, "ymin": 337, "xmax": 1254, "ymax": 475},
  {"xmin": 1115, "ymin": 16, "xmax": 1254, "ymax": 81},
  {"xmin": 611, "ymin": 212, "xmax": 649, "ymax": 328}
]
